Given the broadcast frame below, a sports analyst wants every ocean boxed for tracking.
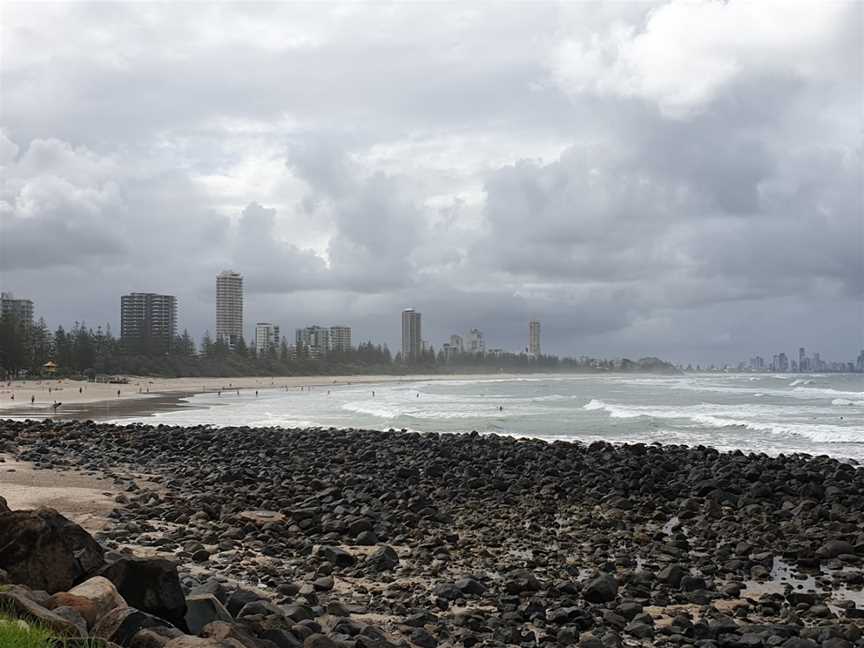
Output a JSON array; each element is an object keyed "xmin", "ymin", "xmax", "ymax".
[{"xmin": 118, "ymin": 373, "xmax": 864, "ymax": 462}]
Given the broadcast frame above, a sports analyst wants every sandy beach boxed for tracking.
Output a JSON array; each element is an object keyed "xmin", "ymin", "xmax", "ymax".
[
  {"xmin": 0, "ymin": 453, "xmax": 118, "ymax": 533},
  {"xmin": 0, "ymin": 373, "xmax": 462, "ymax": 420}
]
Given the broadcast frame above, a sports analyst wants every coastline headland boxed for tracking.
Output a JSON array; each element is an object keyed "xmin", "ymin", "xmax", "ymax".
[{"xmin": 0, "ymin": 418, "xmax": 863, "ymax": 647}]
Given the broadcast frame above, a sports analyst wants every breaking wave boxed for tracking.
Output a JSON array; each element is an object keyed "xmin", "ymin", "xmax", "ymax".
[{"xmin": 582, "ymin": 399, "xmax": 863, "ymax": 444}]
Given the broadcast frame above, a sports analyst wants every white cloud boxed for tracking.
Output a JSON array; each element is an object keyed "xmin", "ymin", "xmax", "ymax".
[{"xmin": 552, "ymin": 0, "xmax": 854, "ymax": 117}]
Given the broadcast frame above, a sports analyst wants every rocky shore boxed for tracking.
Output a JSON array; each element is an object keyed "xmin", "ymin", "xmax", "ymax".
[{"xmin": 1, "ymin": 419, "xmax": 863, "ymax": 648}]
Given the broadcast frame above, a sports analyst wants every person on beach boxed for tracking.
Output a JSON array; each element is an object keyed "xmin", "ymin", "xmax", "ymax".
[
  {"xmin": 31, "ymin": 395, "xmax": 34, "ymax": 405},
  {"xmin": 52, "ymin": 401, "xmax": 61, "ymax": 413},
  {"xmin": 117, "ymin": 389, "xmax": 121, "ymax": 398},
  {"xmin": 79, "ymin": 387, "xmax": 82, "ymax": 394}
]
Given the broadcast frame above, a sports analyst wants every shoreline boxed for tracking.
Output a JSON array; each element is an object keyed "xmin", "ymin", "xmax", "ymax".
[
  {"xmin": 0, "ymin": 372, "xmax": 521, "ymax": 418},
  {"xmin": 1, "ymin": 420, "xmax": 863, "ymax": 646}
]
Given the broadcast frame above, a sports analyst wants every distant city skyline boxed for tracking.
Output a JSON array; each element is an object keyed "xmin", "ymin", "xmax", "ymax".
[{"xmin": 3, "ymin": 282, "xmax": 864, "ymax": 370}]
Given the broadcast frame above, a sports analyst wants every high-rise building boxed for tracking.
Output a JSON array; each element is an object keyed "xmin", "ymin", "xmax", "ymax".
[
  {"xmin": 467, "ymin": 328, "xmax": 485, "ymax": 355},
  {"xmin": 401, "ymin": 309, "xmax": 422, "ymax": 363},
  {"xmin": 255, "ymin": 322, "xmax": 280, "ymax": 355},
  {"xmin": 529, "ymin": 320, "xmax": 541, "ymax": 356},
  {"xmin": 296, "ymin": 325, "xmax": 330, "ymax": 357},
  {"xmin": 798, "ymin": 347, "xmax": 806, "ymax": 372},
  {"xmin": 216, "ymin": 270, "xmax": 243, "ymax": 348},
  {"xmin": 120, "ymin": 292, "xmax": 177, "ymax": 355},
  {"xmin": 329, "ymin": 326, "xmax": 352, "ymax": 352},
  {"xmin": 0, "ymin": 292, "xmax": 34, "ymax": 328},
  {"xmin": 449, "ymin": 334, "xmax": 463, "ymax": 353}
]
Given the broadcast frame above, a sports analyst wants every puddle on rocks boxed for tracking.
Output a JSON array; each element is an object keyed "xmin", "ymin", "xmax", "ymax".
[{"xmin": 742, "ymin": 558, "xmax": 864, "ymax": 611}]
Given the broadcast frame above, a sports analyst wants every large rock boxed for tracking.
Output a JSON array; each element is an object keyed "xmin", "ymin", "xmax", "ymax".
[
  {"xmin": 67, "ymin": 575, "xmax": 127, "ymax": 625},
  {"xmin": 100, "ymin": 557, "xmax": 188, "ymax": 630},
  {"xmin": 0, "ymin": 507, "xmax": 105, "ymax": 593},
  {"xmin": 47, "ymin": 591, "xmax": 100, "ymax": 628},
  {"xmin": 816, "ymin": 540, "xmax": 856, "ymax": 559},
  {"xmin": 185, "ymin": 594, "xmax": 234, "ymax": 635},
  {"xmin": 93, "ymin": 606, "xmax": 178, "ymax": 646},
  {"xmin": 365, "ymin": 545, "xmax": 399, "ymax": 572},
  {"xmin": 202, "ymin": 621, "xmax": 264, "ymax": 648},
  {"xmin": 0, "ymin": 587, "xmax": 86, "ymax": 636},
  {"xmin": 313, "ymin": 545, "xmax": 355, "ymax": 568},
  {"xmin": 583, "ymin": 574, "xmax": 618, "ymax": 604}
]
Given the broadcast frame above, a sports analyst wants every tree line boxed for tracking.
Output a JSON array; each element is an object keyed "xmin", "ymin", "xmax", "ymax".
[{"xmin": 0, "ymin": 311, "xmax": 678, "ymax": 379}]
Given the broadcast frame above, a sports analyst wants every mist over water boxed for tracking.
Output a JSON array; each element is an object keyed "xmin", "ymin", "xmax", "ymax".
[{"xmin": 119, "ymin": 374, "xmax": 864, "ymax": 462}]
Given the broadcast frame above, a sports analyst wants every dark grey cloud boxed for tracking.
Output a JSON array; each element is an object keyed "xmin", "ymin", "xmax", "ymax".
[{"xmin": 0, "ymin": 1, "xmax": 861, "ymax": 364}]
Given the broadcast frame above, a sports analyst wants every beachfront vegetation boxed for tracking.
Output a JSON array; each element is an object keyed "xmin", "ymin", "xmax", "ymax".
[{"xmin": 0, "ymin": 312, "xmax": 678, "ymax": 378}]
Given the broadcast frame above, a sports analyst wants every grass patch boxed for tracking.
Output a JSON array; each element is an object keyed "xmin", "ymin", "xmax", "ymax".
[{"xmin": 0, "ymin": 612, "xmax": 54, "ymax": 648}]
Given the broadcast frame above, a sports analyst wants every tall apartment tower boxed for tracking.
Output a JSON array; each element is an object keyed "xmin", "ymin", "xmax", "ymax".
[
  {"xmin": 121, "ymin": 292, "xmax": 177, "ymax": 355},
  {"xmin": 216, "ymin": 270, "xmax": 243, "ymax": 348},
  {"xmin": 255, "ymin": 322, "xmax": 280, "ymax": 355},
  {"xmin": 0, "ymin": 292, "xmax": 34, "ymax": 328},
  {"xmin": 296, "ymin": 325, "xmax": 330, "ymax": 357},
  {"xmin": 401, "ymin": 309, "xmax": 422, "ymax": 363},
  {"xmin": 529, "ymin": 320, "xmax": 541, "ymax": 356},
  {"xmin": 329, "ymin": 326, "xmax": 352, "ymax": 352},
  {"xmin": 467, "ymin": 328, "xmax": 485, "ymax": 355}
]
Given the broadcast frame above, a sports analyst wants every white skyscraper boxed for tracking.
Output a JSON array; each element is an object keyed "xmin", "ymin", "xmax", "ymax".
[
  {"xmin": 216, "ymin": 270, "xmax": 243, "ymax": 348},
  {"xmin": 402, "ymin": 309, "xmax": 422, "ymax": 363},
  {"xmin": 296, "ymin": 325, "xmax": 330, "ymax": 357},
  {"xmin": 467, "ymin": 328, "xmax": 485, "ymax": 355},
  {"xmin": 255, "ymin": 322, "xmax": 280, "ymax": 355},
  {"xmin": 529, "ymin": 320, "xmax": 541, "ymax": 356},
  {"xmin": 329, "ymin": 326, "xmax": 352, "ymax": 352}
]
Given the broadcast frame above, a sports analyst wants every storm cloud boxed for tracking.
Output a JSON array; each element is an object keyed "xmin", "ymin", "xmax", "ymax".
[{"xmin": 1, "ymin": 1, "xmax": 861, "ymax": 364}]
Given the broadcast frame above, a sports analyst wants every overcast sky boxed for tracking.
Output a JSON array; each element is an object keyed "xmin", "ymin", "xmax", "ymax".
[{"xmin": 1, "ymin": 1, "xmax": 862, "ymax": 364}]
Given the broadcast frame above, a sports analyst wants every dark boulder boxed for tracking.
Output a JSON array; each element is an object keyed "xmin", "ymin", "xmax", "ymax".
[
  {"xmin": 0, "ymin": 507, "xmax": 105, "ymax": 593},
  {"xmin": 313, "ymin": 546, "xmax": 355, "ymax": 568},
  {"xmin": 185, "ymin": 594, "xmax": 234, "ymax": 635},
  {"xmin": 93, "ymin": 606, "xmax": 178, "ymax": 646},
  {"xmin": 816, "ymin": 540, "xmax": 856, "ymax": 559},
  {"xmin": 366, "ymin": 545, "xmax": 399, "ymax": 572},
  {"xmin": 100, "ymin": 556, "xmax": 188, "ymax": 630},
  {"xmin": 583, "ymin": 574, "xmax": 618, "ymax": 604}
]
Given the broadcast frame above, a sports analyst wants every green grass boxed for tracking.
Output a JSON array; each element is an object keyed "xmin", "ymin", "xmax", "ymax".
[{"xmin": 0, "ymin": 612, "xmax": 55, "ymax": 648}]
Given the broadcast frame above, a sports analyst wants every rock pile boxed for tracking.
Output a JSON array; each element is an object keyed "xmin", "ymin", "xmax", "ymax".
[{"xmin": 1, "ymin": 419, "xmax": 863, "ymax": 648}]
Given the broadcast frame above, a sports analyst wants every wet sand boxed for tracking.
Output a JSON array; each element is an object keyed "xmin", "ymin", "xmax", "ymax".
[{"xmin": 2, "ymin": 391, "xmax": 198, "ymax": 422}]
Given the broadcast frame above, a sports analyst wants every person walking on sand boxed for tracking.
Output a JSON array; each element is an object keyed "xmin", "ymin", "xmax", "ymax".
[{"xmin": 31, "ymin": 395, "xmax": 35, "ymax": 405}]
